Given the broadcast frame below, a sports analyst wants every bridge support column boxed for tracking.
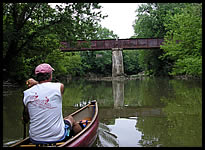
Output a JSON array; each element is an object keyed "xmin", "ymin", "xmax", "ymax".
[{"xmin": 112, "ymin": 48, "xmax": 124, "ymax": 77}]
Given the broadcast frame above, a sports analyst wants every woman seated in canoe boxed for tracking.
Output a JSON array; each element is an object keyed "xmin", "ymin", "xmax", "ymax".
[{"xmin": 23, "ymin": 63, "xmax": 82, "ymax": 145}]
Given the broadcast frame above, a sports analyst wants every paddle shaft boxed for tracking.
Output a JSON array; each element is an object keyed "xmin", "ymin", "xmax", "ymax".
[
  {"xmin": 23, "ymin": 104, "xmax": 27, "ymax": 139},
  {"xmin": 22, "ymin": 102, "xmax": 30, "ymax": 139},
  {"xmin": 23, "ymin": 122, "xmax": 26, "ymax": 139}
]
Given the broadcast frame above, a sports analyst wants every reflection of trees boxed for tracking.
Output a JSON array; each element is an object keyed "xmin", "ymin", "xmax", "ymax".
[
  {"xmin": 61, "ymin": 78, "xmax": 202, "ymax": 147},
  {"xmin": 124, "ymin": 77, "xmax": 171, "ymax": 107},
  {"xmin": 136, "ymin": 117, "xmax": 167, "ymax": 147},
  {"xmin": 136, "ymin": 79, "xmax": 202, "ymax": 147},
  {"xmin": 62, "ymin": 80, "xmax": 113, "ymax": 107},
  {"xmin": 3, "ymin": 88, "xmax": 24, "ymax": 144},
  {"xmin": 63, "ymin": 77, "xmax": 173, "ymax": 108},
  {"xmin": 62, "ymin": 82, "xmax": 84, "ymax": 106},
  {"xmin": 161, "ymin": 80, "xmax": 202, "ymax": 147}
]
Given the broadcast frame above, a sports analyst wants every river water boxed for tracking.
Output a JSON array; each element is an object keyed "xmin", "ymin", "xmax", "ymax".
[{"xmin": 3, "ymin": 77, "xmax": 202, "ymax": 147}]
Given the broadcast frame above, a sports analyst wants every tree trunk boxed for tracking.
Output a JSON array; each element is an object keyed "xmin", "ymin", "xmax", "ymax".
[{"xmin": 3, "ymin": 40, "xmax": 19, "ymax": 77}]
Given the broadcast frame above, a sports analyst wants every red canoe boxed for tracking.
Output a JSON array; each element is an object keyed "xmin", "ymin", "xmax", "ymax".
[{"xmin": 10, "ymin": 100, "xmax": 99, "ymax": 147}]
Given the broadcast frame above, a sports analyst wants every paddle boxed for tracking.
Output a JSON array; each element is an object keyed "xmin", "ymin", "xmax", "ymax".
[
  {"xmin": 23, "ymin": 124, "xmax": 26, "ymax": 139},
  {"xmin": 23, "ymin": 106, "xmax": 27, "ymax": 139},
  {"xmin": 23, "ymin": 100, "xmax": 29, "ymax": 139}
]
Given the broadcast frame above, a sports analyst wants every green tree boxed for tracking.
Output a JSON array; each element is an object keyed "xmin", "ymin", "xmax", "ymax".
[
  {"xmin": 3, "ymin": 3, "xmax": 106, "ymax": 81},
  {"xmin": 133, "ymin": 3, "xmax": 186, "ymax": 76},
  {"xmin": 123, "ymin": 50, "xmax": 141, "ymax": 75},
  {"xmin": 80, "ymin": 25, "xmax": 118, "ymax": 76},
  {"xmin": 160, "ymin": 3, "xmax": 202, "ymax": 77}
]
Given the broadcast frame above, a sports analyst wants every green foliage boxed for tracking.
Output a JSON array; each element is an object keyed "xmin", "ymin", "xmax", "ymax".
[
  {"xmin": 94, "ymin": 26, "xmax": 118, "ymax": 40},
  {"xmin": 123, "ymin": 50, "xmax": 141, "ymax": 75},
  {"xmin": 3, "ymin": 3, "xmax": 106, "ymax": 81},
  {"xmin": 160, "ymin": 3, "xmax": 202, "ymax": 77},
  {"xmin": 137, "ymin": 50, "xmax": 165, "ymax": 76},
  {"xmin": 4, "ymin": 3, "xmax": 202, "ymax": 81},
  {"xmin": 80, "ymin": 25, "xmax": 118, "ymax": 76},
  {"xmin": 133, "ymin": 3, "xmax": 187, "ymax": 76},
  {"xmin": 133, "ymin": 3, "xmax": 185, "ymax": 38},
  {"xmin": 133, "ymin": 3, "xmax": 201, "ymax": 77},
  {"xmin": 44, "ymin": 50, "xmax": 83, "ymax": 79},
  {"xmin": 171, "ymin": 57, "xmax": 202, "ymax": 76}
]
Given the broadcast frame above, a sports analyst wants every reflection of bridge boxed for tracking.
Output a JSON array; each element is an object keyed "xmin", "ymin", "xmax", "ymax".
[{"xmin": 60, "ymin": 38, "xmax": 164, "ymax": 77}]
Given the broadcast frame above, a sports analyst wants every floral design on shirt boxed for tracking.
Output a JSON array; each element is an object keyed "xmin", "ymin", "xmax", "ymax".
[{"xmin": 29, "ymin": 92, "xmax": 57, "ymax": 109}]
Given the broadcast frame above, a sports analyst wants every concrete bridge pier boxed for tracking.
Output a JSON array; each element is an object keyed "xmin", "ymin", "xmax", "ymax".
[{"xmin": 112, "ymin": 48, "xmax": 124, "ymax": 77}]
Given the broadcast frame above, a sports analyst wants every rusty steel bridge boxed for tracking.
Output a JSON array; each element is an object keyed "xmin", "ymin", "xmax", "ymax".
[
  {"xmin": 60, "ymin": 38, "xmax": 164, "ymax": 51},
  {"xmin": 60, "ymin": 38, "xmax": 164, "ymax": 77}
]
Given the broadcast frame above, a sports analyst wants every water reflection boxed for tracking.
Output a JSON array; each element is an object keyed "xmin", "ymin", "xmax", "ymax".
[
  {"xmin": 97, "ymin": 107, "xmax": 165, "ymax": 147},
  {"xmin": 159, "ymin": 80, "xmax": 202, "ymax": 147},
  {"xmin": 96, "ymin": 123, "xmax": 119, "ymax": 147},
  {"xmin": 108, "ymin": 118, "xmax": 142, "ymax": 147},
  {"xmin": 112, "ymin": 80, "xmax": 124, "ymax": 108}
]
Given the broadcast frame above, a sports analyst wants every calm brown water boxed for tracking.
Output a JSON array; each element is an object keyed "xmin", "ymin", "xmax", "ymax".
[{"xmin": 3, "ymin": 77, "xmax": 202, "ymax": 147}]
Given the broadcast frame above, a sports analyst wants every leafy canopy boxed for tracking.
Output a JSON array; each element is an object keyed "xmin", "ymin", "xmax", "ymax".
[{"xmin": 160, "ymin": 3, "xmax": 202, "ymax": 77}]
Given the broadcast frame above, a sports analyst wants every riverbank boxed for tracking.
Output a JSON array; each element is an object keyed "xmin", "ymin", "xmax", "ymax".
[
  {"xmin": 83, "ymin": 75, "xmax": 147, "ymax": 81},
  {"xmin": 78, "ymin": 72, "xmax": 202, "ymax": 81},
  {"xmin": 3, "ymin": 73, "xmax": 202, "ymax": 87},
  {"xmin": 3, "ymin": 79, "xmax": 21, "ymax": 88}
]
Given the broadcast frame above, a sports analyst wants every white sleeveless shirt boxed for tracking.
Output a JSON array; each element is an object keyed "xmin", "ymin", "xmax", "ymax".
[{"xmin": 23, "ymin": 82, "xmax": 65, "ymax": 142}]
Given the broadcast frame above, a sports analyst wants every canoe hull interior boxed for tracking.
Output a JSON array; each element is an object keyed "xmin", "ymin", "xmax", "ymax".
[
  {"xmin": 64, "ymin": 115, "xmax": 99, "ymax": 147},
  {"xmin": 60, "ymin": 101, "xmax": 99, "ymax": 147}
]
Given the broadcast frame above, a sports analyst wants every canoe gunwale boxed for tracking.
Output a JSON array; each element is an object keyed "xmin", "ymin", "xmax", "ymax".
[{"xmin": 10, "ymin": 137, "xmax": 30, "ymax": 147}]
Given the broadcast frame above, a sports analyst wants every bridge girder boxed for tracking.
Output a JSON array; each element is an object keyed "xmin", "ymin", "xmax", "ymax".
[{"xmin": 60, "ymin": 38, "xmax": 164, "ymax": 52}]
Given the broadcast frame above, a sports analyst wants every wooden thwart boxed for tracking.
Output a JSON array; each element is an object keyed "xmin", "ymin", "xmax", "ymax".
[{"xmin": 20, "ymin": 142, "xmax": 65, "ymax": 147}]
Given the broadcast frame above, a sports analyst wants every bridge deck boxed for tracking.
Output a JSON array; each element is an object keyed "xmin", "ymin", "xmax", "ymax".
[{"xmin": 60, "ymin": 38, "xmax": 164, "ymax": 51}]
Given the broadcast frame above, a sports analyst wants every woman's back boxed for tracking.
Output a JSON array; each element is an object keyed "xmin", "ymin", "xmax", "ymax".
[{"xmin": 23, "ymin": 82, "xmax": 65, "ymax": 142}]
